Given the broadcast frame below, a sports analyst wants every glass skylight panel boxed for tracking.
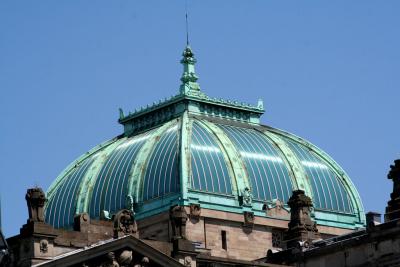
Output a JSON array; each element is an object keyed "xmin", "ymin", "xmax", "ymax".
[
  {"xmin": 166, "ymin": 124, "xmax": 179, "ymax": 133},
  {"xmin": 115, "ymin": 135, "xmax": 151, "ymax": 150},
  {"xmin": 190, "ymin": 122, "xmax": 232, "ymax": 195},
  {"xmin": 46, "ymin": 155, "xmax": 96, "ymax": 228},
  {"xmin": 301, "ymin": 161, "xmax": 329, "ymax": 169},
  {"xmin": 284, "ymin": 138, "xmax": 353, "ymax": 213},
  {"xmin": 240, "ymin": 151, "xmax": 283, "ymax": 163},
  {"xmin": 89, "ymin": 129, "xmax": 155, "ymax": 218},
  {"xmin": 218, "ymin": 124, "xmax": 293, "ymax": 202},
  {"xmin": 143, "ymin": 124, "xmax": 179, "ymax": 201},
  {"xmin": 191, "ymin": 144, "xmax": 221, "ymax": 153}
]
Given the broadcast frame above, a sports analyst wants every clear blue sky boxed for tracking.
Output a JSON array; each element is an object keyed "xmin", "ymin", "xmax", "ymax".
[{"xmin": 1, "ymin": 1, "xmax": 399, "ymax": 237}]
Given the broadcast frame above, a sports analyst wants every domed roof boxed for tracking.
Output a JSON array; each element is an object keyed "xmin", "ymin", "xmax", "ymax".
[{"xmin": 44, "ymin": 46, "xmax": 365, "ymax": 230}]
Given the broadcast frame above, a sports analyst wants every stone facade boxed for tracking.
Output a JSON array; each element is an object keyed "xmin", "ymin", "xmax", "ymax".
[
  {"xmin": 7, "ymin": 218, "xmax": 115, "ymax": 266},
  {"xmin": 6, "ymin": 191, "xmax": 288, "ymax": 267},
  {"xmin": 9, "ymin": 157, "xmax": 400, "ymax": 267},
  {"xmin": 267, "ymin": 218, "xmax": 400, "ymax": 267},
  {"xmin": 137, "ymin": 206, "xmax": 351, "ymax": 262},
  {"xmin": 8, "ymin": 187, "xmax": 400, "ymax": 267},
  {"xmin": 199, "ymin": 218, "xmax": 271, "ymax": 260}
]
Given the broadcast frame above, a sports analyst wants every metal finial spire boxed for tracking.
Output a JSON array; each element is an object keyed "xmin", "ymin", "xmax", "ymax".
[
  {"xmin": 179, "ymin": 0, "xmax": 204, "ymax": 96},
  {"xmin": 185, "ymin": 0, "xmax": 190, "ymax": 46}
]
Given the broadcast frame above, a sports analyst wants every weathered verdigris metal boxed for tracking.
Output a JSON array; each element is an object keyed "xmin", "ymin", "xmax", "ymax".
[{"xmin": 45, "ymin": 46, "xmax": 365, "ymax": 230}]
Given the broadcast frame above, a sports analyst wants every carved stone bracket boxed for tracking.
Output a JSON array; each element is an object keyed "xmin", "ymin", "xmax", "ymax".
[
  {"xmin": 243, "ymin": 211, "xmax": 255, "ymax": 228},
  {"xmin": 189, "ymin": 204, "xmax": 201, "ymax": 219}
]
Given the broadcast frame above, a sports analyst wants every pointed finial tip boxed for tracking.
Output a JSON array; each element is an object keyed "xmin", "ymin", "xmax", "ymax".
[
  {"xmin": 185, "ymin": 0, "xmax": 190, "ymax": 46},
  {"xmin": 257, "ymin": 99, "xmax": 264, "ymax": 109},
  {"xmin": 119, "ymin": 108, "xmax": 124, "ymax": 119}
]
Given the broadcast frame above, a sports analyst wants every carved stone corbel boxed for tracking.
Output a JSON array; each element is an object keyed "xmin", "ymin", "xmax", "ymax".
[
  {"xmin": 243, "ymin": 211, "xmax": 255, "ymax": 228},
  {"xmin": 189, "ymin": 204, "xmax": 201, "ymax": 219}
]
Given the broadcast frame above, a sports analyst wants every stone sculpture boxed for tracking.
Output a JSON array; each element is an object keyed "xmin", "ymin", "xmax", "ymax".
[
  {"xmin": 385, "ymin": 159, "xmax": 400, "ymax": 222},
  {"xmin": 113, "ymin": 209, "xmax": 138, "ymax": 238},
  {"xmin": 170, "ymin": 205, "xmax": 188, "ymax": 240},
  {"xmin": 241, "ymin": 187, "xmax": 253, "ymax": 206},
  {"xmin": 25, "ymin": 187, "xmax": 46, "ymax": 222}
]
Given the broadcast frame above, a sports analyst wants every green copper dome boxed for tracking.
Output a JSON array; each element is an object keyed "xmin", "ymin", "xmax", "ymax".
[{"xmin": 44, "ymin": 46, "xmax": 365, "ymax": 230}]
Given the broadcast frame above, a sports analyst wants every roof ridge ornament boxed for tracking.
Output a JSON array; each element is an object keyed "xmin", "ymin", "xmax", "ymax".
[{"xmin": 179, "ymin": 45, "xmax": 203, "ymax": 96}]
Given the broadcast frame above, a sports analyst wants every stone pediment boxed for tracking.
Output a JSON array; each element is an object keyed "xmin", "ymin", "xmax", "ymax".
[{"xmin": 32, "ymin": 235, "xmax": 184, "ymax": 267}]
